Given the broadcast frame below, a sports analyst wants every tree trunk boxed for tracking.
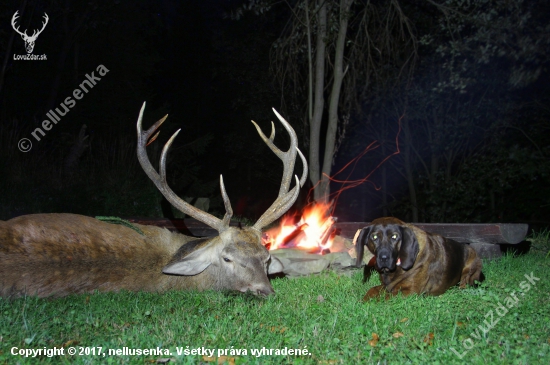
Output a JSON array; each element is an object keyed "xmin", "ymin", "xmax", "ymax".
[
  {"xmin": 316, "ymin": 0, "xmax": 353, "ymax": 202},
  {"xmin": 305, "ymin": 1, "xmax": 313, "ymax": 121},
  {"xmin": 309, "ymin": 0, "xmax": 327, "ymax": 199},
  {"xmin": 381, "ymin": 158, "xmax": 388, "ymax": 217},
  {"xmin": 402, "ymin": 119, "xmax": 418, "ymax": 222}
]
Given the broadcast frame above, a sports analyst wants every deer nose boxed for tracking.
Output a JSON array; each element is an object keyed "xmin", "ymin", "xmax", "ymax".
[{"xmin": 252, "ymin": 283, "xmax": 275, "ymax": 296}]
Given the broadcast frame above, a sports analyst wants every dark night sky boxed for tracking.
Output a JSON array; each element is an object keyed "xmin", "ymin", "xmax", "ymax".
[{"xmin": 1, "ymin": 0, "xmax": 548, "ymax": 225}]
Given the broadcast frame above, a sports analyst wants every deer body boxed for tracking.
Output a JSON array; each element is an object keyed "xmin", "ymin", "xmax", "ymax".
[
  {"xmin": 0, "ymin": 104, "xmax": 307, "ymax": 298},
  {"xmin": 0, "ymin": 213, "xmax": 281, "ymax": 297}
]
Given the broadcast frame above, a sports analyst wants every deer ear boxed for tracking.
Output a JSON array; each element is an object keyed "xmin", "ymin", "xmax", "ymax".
[
  {"xmin": 163, "ymin": 238, "xmax": 216, "ymax": 276},
  {"xmin": 354, "ymin": 226, "xmax": 372, "ymax": 267},
  {"xmin": 398, "ymin": 226, "xmax": 419, "ymax": 270},
  {"xmin": 267, "ymin": 255, "xmax": 284, "ymax": 274}
]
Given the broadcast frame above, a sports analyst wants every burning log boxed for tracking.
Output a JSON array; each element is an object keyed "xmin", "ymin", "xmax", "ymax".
[
  {"xmin": 318, "ymin": 217, "xmax": 337, "ymax": 253},
  {"xmin": 264, "ymin": 201, "xmax": 338, "ymax": 253},
  {"xmin": 281, "ymin": 222, "xmax": 309, "ymax": 247}
]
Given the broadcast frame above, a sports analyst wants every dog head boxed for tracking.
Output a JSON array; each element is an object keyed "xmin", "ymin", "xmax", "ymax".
[{"xmin": 355, "ymin": 217, "xmax": 419, "ymax": 272}]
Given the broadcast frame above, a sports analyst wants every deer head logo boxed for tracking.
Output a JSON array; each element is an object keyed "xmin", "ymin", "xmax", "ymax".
[{"xmin": 11, "ymin": 11, "xmax": 49, "ymax": 54}]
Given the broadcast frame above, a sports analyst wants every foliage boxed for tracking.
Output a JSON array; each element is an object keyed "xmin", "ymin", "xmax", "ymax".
[
  {"xmin": 95, "ymin": 217, "xmax": 145, "ymax": 236},
  {"xmin": 528, "ymin": 228, "xmax": 550, "ymax": 257},
  {"xmin": 357, "ymin": 0, "xmax": 550, "ymax": 223},
  {"xmin": 417, "ymin": 144, "xmax": 550, "ymax": 222},
  {"xmin": 420, "ymin": 0, "xmax": 550, "ymax": 89}
]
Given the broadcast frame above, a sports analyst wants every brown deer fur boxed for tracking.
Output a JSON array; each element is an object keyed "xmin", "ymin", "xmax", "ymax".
[{"xmin": 0, "ymin": 213, "xmax": 282, "ymax": 298}]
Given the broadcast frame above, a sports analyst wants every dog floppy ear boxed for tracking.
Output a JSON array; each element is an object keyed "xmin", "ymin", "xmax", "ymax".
[
  {"xmin": 355, "ymin": 226, "xmax": 372, "ymax": 267},
  {"xmin": 398, "ymin": 226, "xmax": 419, "ymax": 270}
]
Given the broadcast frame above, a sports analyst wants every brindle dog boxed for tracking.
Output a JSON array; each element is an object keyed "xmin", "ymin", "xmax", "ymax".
[{"xmin": 355, "ymin": 217, "xmax": 483, "ymax": 301}]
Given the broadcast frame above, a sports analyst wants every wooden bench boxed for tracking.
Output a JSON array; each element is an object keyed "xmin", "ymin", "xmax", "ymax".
[
  {"xmin": 335, "ymin": 222, "xmax": 528, "ymax": 259},
  {"xmin": 125, "ymin": 218, "xmax": 528, "ymax": 259}
]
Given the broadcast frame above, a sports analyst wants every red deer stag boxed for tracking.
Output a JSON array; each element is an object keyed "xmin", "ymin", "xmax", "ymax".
[{"xmin": 0, "ymin": 103, "xmax": 307, "ymax": 298}]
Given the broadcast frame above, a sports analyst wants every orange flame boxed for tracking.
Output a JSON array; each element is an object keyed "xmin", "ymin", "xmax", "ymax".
[{"xmin": 265, "ymin": 202, "xmax": 335, "ymax": 251}]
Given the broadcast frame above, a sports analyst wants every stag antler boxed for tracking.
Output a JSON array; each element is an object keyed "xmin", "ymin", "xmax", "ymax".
[
  {"xmin": 136, "ymin": 103, "xmax": 307, "ymax": 233},
  {"xmin": 136, "ymin": 102, "xmax": 233, "ymax": 232},
  {"xmin": 251, "ymin": 108, "xmax": 308, "ymax": 231}
]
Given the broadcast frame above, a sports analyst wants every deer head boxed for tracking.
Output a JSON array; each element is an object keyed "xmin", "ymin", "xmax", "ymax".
[
  {"xmin": 0, "ymin": 104, "xmax": 307, "ymax": 298},
  {"xmin": 11, "ymin": 11, "xmax": 49, "ymax": 54},
  {"xmin": 137, "ymin": 102, "xmax": 307, "ymax": 295}
]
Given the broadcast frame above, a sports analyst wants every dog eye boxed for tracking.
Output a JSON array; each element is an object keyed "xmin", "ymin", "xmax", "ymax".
[
  {"xmin": 391, "ymin": 234, "xmax": 398, "ymax": 240},
  {"xmin": 372, "ymin": 234, "xmax": 378, "ymax": 240}
]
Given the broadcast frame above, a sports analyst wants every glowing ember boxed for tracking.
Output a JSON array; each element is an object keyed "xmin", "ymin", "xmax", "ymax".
[{"xmin": 264, "ymin": 202, "xmax": 336, "ymax": 252}]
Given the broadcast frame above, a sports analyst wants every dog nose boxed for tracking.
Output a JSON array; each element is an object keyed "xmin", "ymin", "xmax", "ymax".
[
  {"xmin": 378, "ymin": 250, "xmax": 390, "ymax": 261},
  {"xmin": 377, "ymin": 249, "xmax": 392, "ymax": 269}
]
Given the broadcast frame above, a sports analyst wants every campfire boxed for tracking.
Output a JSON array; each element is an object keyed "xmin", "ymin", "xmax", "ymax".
[
  {"xmin": 263, "ymin": 202, "xmax": 337, "ymax": 254},
  {"xmin": 260, "ymin": 202, "xmax": 370, "ymax": 277}
]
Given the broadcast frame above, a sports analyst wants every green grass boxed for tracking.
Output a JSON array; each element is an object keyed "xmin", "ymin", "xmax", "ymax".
[
  {"xmin": 528, "ymin": 228, "xmax": 550, "ymax": 258},
  {"xmin": 1, "ymin": 245, "xmax": 549, "ymax": 364}
]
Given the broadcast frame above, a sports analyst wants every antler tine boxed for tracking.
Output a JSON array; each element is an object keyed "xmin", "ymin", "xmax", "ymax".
[
  {"xmin": 137, "ymin": 103, "xmax": 168, "ymax": 147},
  {"xmin": 268, "ymin": 121, "xmax": 275, "ymax": 142},
  {"xmin": 296, "ymin": 147, "xmax": 308, "ymax": 187},
  {"xmin": 11, "ymin": 11, "xmax": 25, "ymax": 37},
  {"xmin": 270, "ymin": 108, "xmax": 308, "ymax": 190},
  {"xmin": 136, "ymin": 102, "xmax": 228, "ymax": 232},
  {"xmin": 253, "ymin": 175, "xmax": 301, "ymax": 231},
  {"xmin": 251, "ymin": 108, "xmax": 308, "ymax": 231},
  {"xmin": 219, "ymin": 175, "xmax": 234, "ymax": 227},
  {"xmin": 34, "ymin": 13, "xmax": 49, "ymax": 37},
  {"xmin": 251, "ymin": 108, "xmax": 307, "ymax": 197}
]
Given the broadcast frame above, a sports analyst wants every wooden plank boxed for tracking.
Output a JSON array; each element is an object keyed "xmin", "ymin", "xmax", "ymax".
[
  {"xmin": 124, "ymin": 219, "xmax": 528, "ymax": 245},
  {"xmin": 334, "ymin": 222, "xmax": 528, "ymax": 245}
]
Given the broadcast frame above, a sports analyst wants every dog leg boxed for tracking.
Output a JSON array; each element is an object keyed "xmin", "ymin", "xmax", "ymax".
[
  {"xmin": 363, "ymin": 285, "xmax": 389, "ymax": 301},
  {"xmin": 459, "ymin": 249, "xmax": 483, "ymax": 288}
]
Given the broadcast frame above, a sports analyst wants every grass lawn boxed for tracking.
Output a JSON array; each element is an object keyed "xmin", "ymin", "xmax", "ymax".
[{"xmin": 1, "ymin": 235, "xmax": 549, "ymax": 364}]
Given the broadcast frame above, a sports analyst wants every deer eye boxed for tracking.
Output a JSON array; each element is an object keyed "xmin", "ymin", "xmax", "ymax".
[{"xmin": 223, "ymin": 257, "xmax": 232, "ymax": 263}]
